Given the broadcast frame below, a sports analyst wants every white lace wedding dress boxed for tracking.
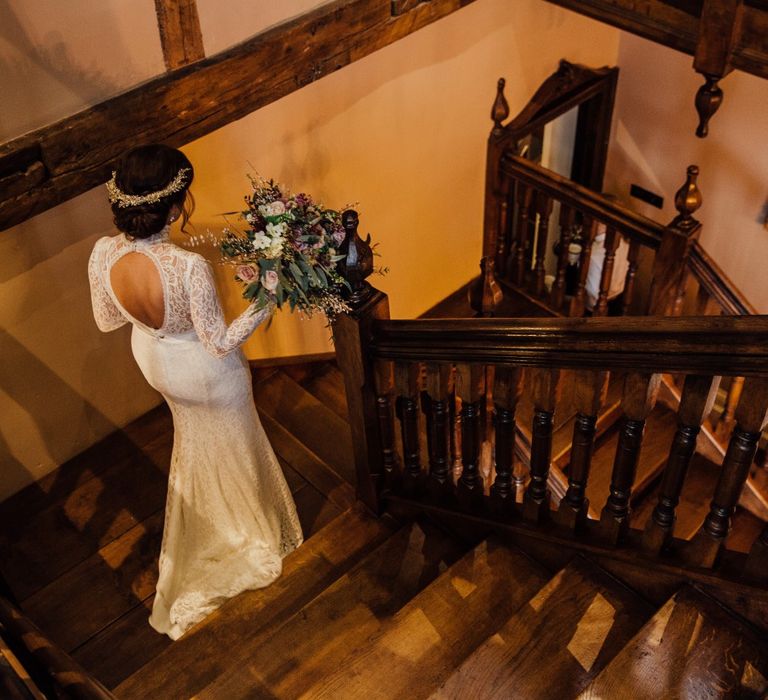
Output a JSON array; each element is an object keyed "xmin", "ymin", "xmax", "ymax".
[{"xmin": 88, "ymin": 226, "xmax": 303, "ymax": 640}]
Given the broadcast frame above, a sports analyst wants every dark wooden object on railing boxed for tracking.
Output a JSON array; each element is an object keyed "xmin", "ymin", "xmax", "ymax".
[{"xmin": 0, "ymin": 595, "xmax": 116, "ymax": 699}]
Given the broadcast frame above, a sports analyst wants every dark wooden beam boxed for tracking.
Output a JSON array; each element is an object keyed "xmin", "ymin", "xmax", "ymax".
[
  {"xmin": 154, "ymin": 0, "xmax": 205, "ymax": 70},
  {"xmin": 0, "ymin": 0, "xmax": 476, "ymax": 232},
  {"xmin": 542, "ymin": 0, "xmax": 768, "ymax": 80}
]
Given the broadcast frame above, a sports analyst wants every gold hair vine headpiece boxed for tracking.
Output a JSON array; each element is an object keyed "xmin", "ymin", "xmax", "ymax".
[{"xmin": 106, "ymin": 168, "xmax": 191, "ymax": 208}]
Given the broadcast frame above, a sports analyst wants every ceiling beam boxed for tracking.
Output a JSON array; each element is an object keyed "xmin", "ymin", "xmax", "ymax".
[
  {"xmin": 0, "ymin": 0, "xmax": 476, "ymax": 232},
  {"xmin": 154, "ymin": 0, "xmax": 205, "ymax": 70},
  {"xmin": 543, "ymin": 0, "xmax": 768, "ymax": 80}
]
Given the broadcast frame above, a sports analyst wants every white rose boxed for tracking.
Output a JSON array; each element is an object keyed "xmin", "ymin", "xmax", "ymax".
[
  {"xmin": 261, "ymin": 270, "xmax": 279, "ymax": 291},
  {"xmin": 266, "ymin": 237, "xmax": 285, "ymax": 259},
  {"xmin": 259, "ymin": 201, "xmax": 286, "ymax": 217},
  {"xmin": 251, "ymin": 231, "xmax": 270, "ymax": 250}
]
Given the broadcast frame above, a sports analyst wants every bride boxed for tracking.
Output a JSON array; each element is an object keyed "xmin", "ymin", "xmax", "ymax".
[{"xmin": 88, "ymin": 144, "xmax": 303, "ymax": 640}]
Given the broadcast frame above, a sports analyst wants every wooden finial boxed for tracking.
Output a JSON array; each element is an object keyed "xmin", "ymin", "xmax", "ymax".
[
  {"xmin": 673, "ymin": 165, "xmax": 703, "ymax": 228},
  {"xmin": 338, "ymin": 209, "xmax": 374, "ymax": 307},
  {"xmin": 694, "ymin": 74, "xmax": 723, "ymax": 138},
  {"xmin": 491, "ymin": 78, "xmax": 509, "ymax": 134}
]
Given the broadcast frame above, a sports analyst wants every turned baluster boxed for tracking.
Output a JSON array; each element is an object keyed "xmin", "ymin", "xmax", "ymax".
[
  {"xmin": 570, "ymin": 217, "xmax": 598, "ymax": 317},
  {"xmin": 715, "ymin": 375, "xmax": 744, "ymax": 440},
  {"xmin": 598, "ymin": 372, "xmax": 661, "ymax": 544},
  {"xmin": 424, "ymin": 363, "xmax": 455, "ymax": 501},
  {"xmin": 374, "ymin": 359, "xmax": 400, "ymax": 490},
  {"xmin": 394, "ymin": 361, "xmax": 422, "ymax": 496},
  {"xmin": 533, "ymin": 191, "xmax": 554, "ymax": 298},
  {"xmin": 456, "ymin": 364, "xmax": 486, "ymax": 509},
  {"xmin": 491, "ymin": 366, "xmax": 524, "ymax": 514},
  {"xmin": 744, "ymin": 524, "xmax": 768, "ymax": 584},
  {"xmin": 523, "ymin": 368, "xmax": 561, "ymax": 522},
  {"xmin": 621, "ymin": 240, "xmax": 640, "ymax": 315},
  {"xmin": 595, "ymin": 225, "xmax": 619, "ymax": 316},
  {"xmin": 513, "ymin": 183, "xmax": 533, "ymax": 286},
  {"xmin": 642, "ymin": 375, "xmax": 720, "ymax": 554},
  {"xmin": 684, "ymin": 377, "xmax": 768, "ymax": 568},
  {"xmin": 555, "ymin": 370, "xmax": 609, "ymax": 530},
  {"xmin": 551, "ymin": 205, "xmax": 575, "ymax": 310},
  {"xmin": 495, "ymin": 178, "xmax": 514, "ymax": 278}
]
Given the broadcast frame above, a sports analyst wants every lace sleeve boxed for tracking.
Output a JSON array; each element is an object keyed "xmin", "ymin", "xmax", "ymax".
[
  {"xmin": 88, "ymin": 240, "xmax": 128, "ymax": 332},
  {"xmin": 188, "ymin": 255, "xmax": 272, "ymax": 358}
]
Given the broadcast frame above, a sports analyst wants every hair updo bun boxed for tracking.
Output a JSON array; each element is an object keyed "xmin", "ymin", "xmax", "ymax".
[{"xmin": 110, "ymin": 144, "xmax": 195, "ymax": 239}]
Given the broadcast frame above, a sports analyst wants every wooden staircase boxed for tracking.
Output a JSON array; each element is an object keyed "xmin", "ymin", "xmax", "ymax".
[{"xmin": 3, "ymin": 359, "xmax": 766, "ymax": 698}]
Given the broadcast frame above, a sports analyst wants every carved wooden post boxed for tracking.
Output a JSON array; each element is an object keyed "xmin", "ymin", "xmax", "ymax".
[
  {"xmin": 374, "ymin": 360, "xmax": 399, "ymax": 490},
  {"xmin": 533, "ymin": 191, "xmax": 554, "ymax": 298},
  {"xmin": 523, "ymin": 368, "xmax": 560, "ymax": 522},
  {"xmin": 395, "ymin": 362, "xmax": 422, "ymax": 497},
  {"xmin": 642, "ymin": 375, "xmax": 720, "ymax": 554},
  {"xmin": 621, "ymin": 240, "xmax": 640, "ymax": 315},
  {"xmin": 551, "ymin": 205, "xmax": 575, "ymax": 311},
  {"xmin": 513, "ymin": 182, "xmax": 534, "ymax": 287},
  {"xmin": 692, "ymin": 0, "xmax": 744, "ymax": 138},
  {"xmin": 570, "ymin": 217, "xmax": 597, "ymax": 317},
  {"xmin": 595, "ymin": 225, "xmax": 619, "ymax": 316},
  {"xmin": 424, "ymin": 363, "xmax": 455, "ymax": 501},
  {"xmin": 333, "ymin": 210, "xmax": 386, "ymax": 513},
  {"xmin": 491, "ymin": 366, "xmax": 524, "ymax": 514},
  {"xmin": 598, "ymin": 372, "xmax": 661, "ymax": 544},
  {"xmin": 556, "ymin": 370, "xmax": 609, "ymax": 530},
  {"xmin": 648, "ymin": 166, "xmax": 702, "ymax": 316},
  {"xmin": 472, "ymin": 78, "xmax": 510, "ymax": 316},
  {"xmin": 456, "ymin": 364, "xmax": 486, "ymax": 509},
  {"xmin": 685, "ymin": 377, "xmax": 768, "ymax": 568}
]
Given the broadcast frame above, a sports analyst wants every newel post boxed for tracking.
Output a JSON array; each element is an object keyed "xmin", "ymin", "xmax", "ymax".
[
  {"xmin": 648, "ymin": 165, "xmax": 703, "ymax": 316},
  {"xmin": 470, "ymin": 77, "xmax": 508, "ymax": 317},
  {"xmin": 333, "ymin": 210, "xmax": 389, "ymax": 514}
]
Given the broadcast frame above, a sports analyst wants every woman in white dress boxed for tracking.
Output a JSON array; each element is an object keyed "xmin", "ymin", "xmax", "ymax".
[{"xmin": 88, "ymin": 145, "xmax": 303, "ymax": 640}]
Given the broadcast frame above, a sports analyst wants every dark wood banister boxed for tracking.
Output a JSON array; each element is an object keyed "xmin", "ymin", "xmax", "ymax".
[
  {"xmin": 370, "ymin": 315, "xmax": 768, "ymax": 375},
  {"xmin": 501, "ymin": 154, "xmax": 665, "ymax": 250},
  {"xmin": 687, "ymin": 240, "xmax": 758, "ymax": 316}
]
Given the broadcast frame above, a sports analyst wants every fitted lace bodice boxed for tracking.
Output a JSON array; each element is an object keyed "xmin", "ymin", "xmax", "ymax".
[{"xmin": 88, "ymin": 226, "xmax": 270, "ymax": 357}]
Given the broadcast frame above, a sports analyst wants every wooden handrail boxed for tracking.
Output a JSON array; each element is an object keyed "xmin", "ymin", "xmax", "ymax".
[
  {"xmin": 371, "ymin": 315, "xmax": 768, "ymax": 375},
  {"xmin": 501, "ymin": 154, "xmax": 666, "ymax": 250},
  {"xmin": 687, "ymin": 240, "xmax": 757, "ymax": 316},
  {"xmin": 0, "ymin": 595, "xmax": 116, "ymax": 700}
]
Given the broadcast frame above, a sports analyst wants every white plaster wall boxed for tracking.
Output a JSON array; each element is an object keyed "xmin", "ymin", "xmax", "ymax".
[
  {"xmin": 0, "ymin": 0, "xmax": 165, "ymax": 141},
  {"xmin": 605, "ymin": 32, "xmax": 768, "ymax": 311}
]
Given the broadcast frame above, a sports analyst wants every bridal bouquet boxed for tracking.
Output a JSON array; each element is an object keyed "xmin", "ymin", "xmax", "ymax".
[{"xmin": 220, "ymin": 176, "xmax": 351, "ymax": 321}]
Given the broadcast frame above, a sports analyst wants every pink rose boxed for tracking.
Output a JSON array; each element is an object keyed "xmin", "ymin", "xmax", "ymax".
[
  {"xmin": 237, "ymin": 265, "xmax": 258, "ymax": 283},
  {"xmin": 261, "ymin": 269, "xmax": 279, "ymax": 292}
]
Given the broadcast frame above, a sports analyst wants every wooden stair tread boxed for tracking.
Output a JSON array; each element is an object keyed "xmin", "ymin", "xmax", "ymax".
[
  {"xmin": 298, "ymin": 538, "xmax": 549, "ymax": 700},
  {"xmin": 253, "ymin": 370, "xmax": 355, "ymax": 484},
  {"xmin": 585, "ymin": 405, "xmax": 678, "ymax": 519},
  {"xmin": 192, "ymin": 518, "xmax": 470, "ymax": 700},
  {"xmin": 420, "ymin": 279, "xmax": 554, "ymax": 319},
  {"xmin": 432, "ymin": 557, "xmax": 652, "ymax": 700},
  {"xmin": 579, "ymin": 587, "xmax": 768, "ymax": 699},
  {"xmin": 0, "ymin": 417, "xmax": 172, "ymax": 602},
  {"xmin": 283, "ymin": 361, "xmax": 350, "ymax": 423}
]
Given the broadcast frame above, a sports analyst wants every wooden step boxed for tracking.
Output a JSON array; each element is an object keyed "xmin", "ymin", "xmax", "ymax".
[
  {"xmin": 115, "ymin": 507, "xmax": 400, "ymax": 698},
  {"xmin": 579, "ymin": 587, "xmax": 768, "ymax": 699},
  {"xmin": 252, "ymin": 370, "xmax": 355, "ymax": 484},
  {"xmin": 431, "ymin": 557, "xmax": 652, "ymax": 699},
  {"xmin": 283, "ymin": 361, "xmax": 349, "ymax": 422},
  {"xmin": 585, "ymin": 405, "xmax": 678, "ymax": 519},
  {"xmin": 0, "ymin": 409, "xmax": 172, "ymax": 601},
  {"xmin": 191, "ymin": 518, "xmax": 470, "ymax": 699},
  {"xmin": 299, "ymin": 538, "xmax": 549, "ymax": 700}
]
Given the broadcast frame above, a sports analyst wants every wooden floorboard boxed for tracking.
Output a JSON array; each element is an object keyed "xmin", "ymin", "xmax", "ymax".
[
  {"xmin": 432, "ymin": 557, "xmax": 652, "ymax": 700},
  {"xmin": 300, "ymin": 537, "xmax": 549, "ymax": 700},
  {"xmin": 580, "ymin": 587, "xmax": 768, "ymax": 699},
  {"xmin": 283, "ymin": 362, "xmax": 350, "ymax": 423},
  {"xmin": 116, "ymin": 508, "xmax": 398, "ymax": 699},
  {"xmin": 195, "ymin": 520, "xmax": 470, "ymax": 700}
]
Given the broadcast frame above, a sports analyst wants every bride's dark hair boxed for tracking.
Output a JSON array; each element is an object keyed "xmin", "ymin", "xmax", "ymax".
[{"xmin": 111, "ymin": 144, "xmax": 195, "ymax": 239}]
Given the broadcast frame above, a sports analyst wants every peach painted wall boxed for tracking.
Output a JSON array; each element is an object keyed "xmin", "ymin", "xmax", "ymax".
[
  {"xmin": 605, "ymin": 32, "xmax": 768, "ymax": 311},
  {"xmin": 0, "ymin": 0, "xmax": 620, "ymax": 500}
]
